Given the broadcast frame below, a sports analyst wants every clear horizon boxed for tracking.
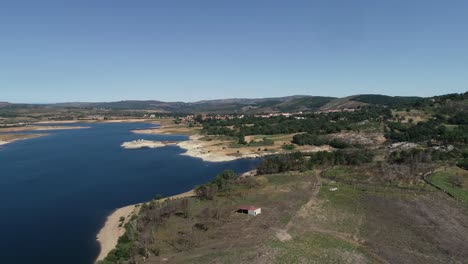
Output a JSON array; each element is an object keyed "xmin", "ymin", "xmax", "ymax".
[{"xmin": 1, "ymin": 1, "xmax": 468, "ymax": 103}]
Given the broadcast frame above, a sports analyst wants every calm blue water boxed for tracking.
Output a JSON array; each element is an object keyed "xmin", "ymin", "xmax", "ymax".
[{"xmin": 0, "ymin": 122, "xmax": 259, "ymax": 263}]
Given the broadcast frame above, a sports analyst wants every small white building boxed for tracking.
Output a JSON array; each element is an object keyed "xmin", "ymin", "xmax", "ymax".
[{"xmin": 237, "ymin": 206, "xmax": 261, "ymax": 216}]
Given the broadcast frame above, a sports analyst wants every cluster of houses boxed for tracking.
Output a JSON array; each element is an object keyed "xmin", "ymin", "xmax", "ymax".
[
  {"xmin": 142, "ymin": 114, "xmax": 157, "ymax": 118},
  {"xmin": 316, "ymin": 108, "xmax": 356, "ymax": 114},
  {"xmin": 178, "ymin": 114, "xmax": 246, "ymax": 124},
  {"xmin": 254, "ymin": 112, "xmax": 303, "ymax": 118},
  {"xmin": 143, "ymin": 108, "xmax": 359, "ymax": 125}
]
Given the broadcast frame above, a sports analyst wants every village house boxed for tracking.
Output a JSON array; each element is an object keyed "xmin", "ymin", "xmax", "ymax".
[{"xmin": 237, "ymin": 206, "xmax": 262, "ymax": 216}]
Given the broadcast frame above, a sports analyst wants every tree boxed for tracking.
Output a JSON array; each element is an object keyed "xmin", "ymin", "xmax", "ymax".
[
  {"xmin": 457, "ymin": 159, "xmax": 468, "ymax": 170},
  {"xmin": 195, "ymin": 184, "xmax": 218, "ymax": 200},
  {"xmin": 238, "ymin": 134, "xmax": 247, "ymax": 145}
]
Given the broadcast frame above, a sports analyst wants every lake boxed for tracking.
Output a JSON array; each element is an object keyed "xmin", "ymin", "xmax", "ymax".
[{"xmin": 0, "ymin": 122, "xmax": 259, "ymax": 263}]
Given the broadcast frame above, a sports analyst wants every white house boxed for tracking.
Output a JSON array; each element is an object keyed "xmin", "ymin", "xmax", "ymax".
[{"xmin": 237, "ymin": 206, "xmax": 261, "ymax": 216}]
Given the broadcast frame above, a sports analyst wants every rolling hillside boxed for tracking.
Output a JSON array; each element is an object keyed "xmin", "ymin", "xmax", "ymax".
[
  {"xmin": 320, "ymin": 94, "xmax": 423, "ymax": 110},
  {"xmin": 0, "ymin": 94, "xmax": 429, "ymax": 114}
]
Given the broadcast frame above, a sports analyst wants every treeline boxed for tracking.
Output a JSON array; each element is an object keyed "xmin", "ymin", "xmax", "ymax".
[
  {"xmin": 202, "ymin": 107, "xmax": 391, "ymax": 137},
  {"xmin": 388, "ymin": 148, "xmax": 468, "ymax": 170},
  {"xmin": 352, "ymin": 94, "xmax": 425, "ymax": 108},
  {"xmin": 292, "ymin": 133, "xmax": 352, "ymax": 148},
  {"xmin": 195, "ymin": 170, "xmax": 238, "ymax": 200},
  {"xmin": 256, "ymin": 150, "xmax": 374, "ymax": 175},
  {"xmin": 432, "ymin": 92, "xmax": 468, "ymax": 102},
  {"xmin": 448, "ymin": 112, "xmax": 468, "ymax": 125},
  {"xmin": 388, "ymin": 148, "xmax": 455, "ymax": 164},
  {"xmin": 385, "ymin": 120, "xmax": 468, "ymax": 144}
]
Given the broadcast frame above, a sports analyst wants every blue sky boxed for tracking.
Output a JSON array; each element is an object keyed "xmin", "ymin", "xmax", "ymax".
[{"xmin": 1, "ymin": 0, "xmax": 467, "ymax": 103}]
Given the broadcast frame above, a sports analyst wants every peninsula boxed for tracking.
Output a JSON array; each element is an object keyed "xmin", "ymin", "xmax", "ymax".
[{"xmin": 0, "ymin": 125, "xmax": 89, "ymax": 146}]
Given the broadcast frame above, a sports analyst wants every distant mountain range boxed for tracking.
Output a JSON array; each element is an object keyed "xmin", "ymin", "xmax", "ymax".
[{"xmin": 0, "ymin": 94, "xmax": 425, "ymax": 113}]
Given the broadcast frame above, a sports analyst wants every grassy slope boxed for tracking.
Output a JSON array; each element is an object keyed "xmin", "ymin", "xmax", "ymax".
[
  {"xmin": 103, "ymin": 165, "xmax": 468, "ymax": 264},
  {"xmin": 428, "ymin": 167, "xmax": 468, "ymax": 203}
]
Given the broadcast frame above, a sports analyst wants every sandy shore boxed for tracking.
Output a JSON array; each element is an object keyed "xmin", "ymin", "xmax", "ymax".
[
  {"xmin": 133, "ymin": 126, "xmax": 265, "ymax": 162},
  {"xmin": 0, "ymin": 133, "xmax": 48, "ymax": 147},
  {"xmin": 0, "ymin": 140, "xmax": 11, "ymax": 146},
  {"xmin": 95, "ymin": 190, "xmax": 195, "ymax": 262},
  {"xmin": 0, "ymin": 125, "xmax": 89, "ymax": 132},
  {"xmin": 33, "ymin": 118, "xmax": 158, "ymax": 125},
  {"xmin": 0, "ymin": 125, "xmax": 88, "ymax": 147},
  {"xmin": 100, "ymin": 119, "xmax": 157, "ymax": 124},
  {"xmin": 132, "ymin": 122, "xmax": 333, "ymax": 162},
  {"xmin": 176, "ymin": 135, "xmax": 263, "ymax": 162},
  {"xmin": 33, "ymin": 120, "xmax": 84, "ymax": 124},
  {"xmin": 95, "ymin": 205, "xmax": 139, "ymax": 261}
]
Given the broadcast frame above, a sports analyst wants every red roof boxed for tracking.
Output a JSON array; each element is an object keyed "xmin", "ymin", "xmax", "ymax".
[{"xmin": 238, "ymin": 205, "xmax": 257, "ymax": 210}]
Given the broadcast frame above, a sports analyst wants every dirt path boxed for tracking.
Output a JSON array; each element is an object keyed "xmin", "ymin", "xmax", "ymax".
[
  {"xmin": 275, "ymin": 174, "xmax": 389, "ymax": 264},
  {"xmin": 273, "ymin": 177, "xmax": 321, "ymax": 241}
]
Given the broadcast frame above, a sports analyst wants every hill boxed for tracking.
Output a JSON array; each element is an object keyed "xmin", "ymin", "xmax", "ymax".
[
  {"xmin": 320, "ymin": 94, "xmax": 423, "ymax": 110},
  {"xmin": 0, "ymin": 102, "xmax": 10, "ymax": 108},
  {"xmin": 0, "ymin": 94, "xmax": 429, "ymax": 114},
  {"xmin": 1, "ymin": 96, "xmax": 337, "ymax": 114},
  {"xmin": 82, "ymin": 96, "xmax": 336, "ymax": 113}
]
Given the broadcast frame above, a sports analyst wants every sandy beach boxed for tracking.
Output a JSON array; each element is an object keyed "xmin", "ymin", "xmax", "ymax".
[
  {"xmin": 95, "ymin": 205, "xmax": 139, "ymax": 262},
  {"xmin": 0, "ymin": 125, "xmax": 89, "ymax": 132},
  {"xmin": 33, "ymin": 118, "xmax": 157, "ymax": 124},
  {"xmin": 0, "ymin": 125, "xmax": 89, "ymax": 147},
  {"xmin": 95, "ymin": 190, "xmax": 195, "ymax": 262},
  {"xmin": 0, "ymin": 140, "xmax": 11, "ymax": 146},
  {"xmin": 0, "ymin": 134, "xmax": 48, "ymax": 147}
]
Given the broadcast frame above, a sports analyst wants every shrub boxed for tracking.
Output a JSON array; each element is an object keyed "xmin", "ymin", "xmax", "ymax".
[
  {"xmin": 292, "ymin": 133, "xmax": 327, "ymax": 146},
  {"xmin": 449, "ymin": 174, "xmax": 464, "ymax": 187},
  {"xmin": 282, "ymin": 144, "xmax": 296, "ymax": 150},
  {"xmin": 329, "ymin": 139, "xmax": 350, "ymax": 149},
  {"xmin": 457, "ymin": 158, "xmax": 468, "ymax": 170},
  {"xmin": 195, "ymin": 184, "xmax": 218, "ymax": 200}
]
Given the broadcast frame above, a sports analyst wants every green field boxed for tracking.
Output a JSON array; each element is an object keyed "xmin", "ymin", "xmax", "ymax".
[{"xmin": 429, "ymin": 167, "xmax": 468, "ymax": 204}]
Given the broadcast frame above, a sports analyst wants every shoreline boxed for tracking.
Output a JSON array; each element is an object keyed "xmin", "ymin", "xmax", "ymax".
[
  {"xmin": 131, "ymin": 121, "xmax": 331, "ymax": 163},
  {"xmin": 0, "ymin": 125, "xmax": 90, "ymax": 147},
  {"xmin": 95, "ymin": 190, "xmax": 195, "ymax": 262},
  {"xmin": 0, "ymin": 133, "xmax": 48, "ymax": 147},
  {"xmin": 0, "ymin": 125, "xmax": 90, "ymax": 133},
  {"xmin": 177, "ymin": 135, "xmax": 265, "ymax": 162},
  {"xmin": 132, "ymin": 126, "xmax": 269, "ymax": 162},
  {"xmin": 33, "ymin": 118, "xmax": 158, "ymax": 125},
  {"xmin": 95, "ymin": 205, "xmax": 139, "ymax": 262}
]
